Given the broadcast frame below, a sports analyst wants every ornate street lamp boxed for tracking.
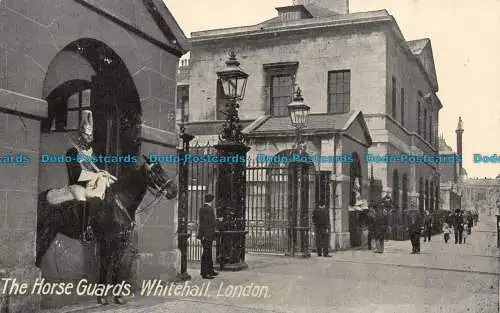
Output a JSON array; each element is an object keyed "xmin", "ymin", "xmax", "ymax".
[
  {"xmin": 288, "ymin": 87, "xmax": 310, "ymax": 150},
  {"xmin": 286, "ymin": 86, "xmax": 311, "ymax": 258},
  {"xmin": 176, "ymin": 119, "xmax": 194, "ymax": 282},
  {"xmin": 214, "ymin": 51, "xmax": 250, "ymax": 271},
  {"xmin": 216, "ymin": 51, "xmax": 248, "ymax": 101}
]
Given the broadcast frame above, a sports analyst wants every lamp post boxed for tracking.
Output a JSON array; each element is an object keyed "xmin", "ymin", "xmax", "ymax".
[
  {"xmin": 214, "ymin": 51, "xmax": 250, "ymax": 271},
  {"xmin": 496, "ymin": 199, "xmax": 500, "ymax": 248},
  {"xmin": 286, "ymin": 87, "xmax": 311, "ymax": 258},
  {"xmin": 176, "ymin": 122, "xmax": 194, "ymax": 281}
]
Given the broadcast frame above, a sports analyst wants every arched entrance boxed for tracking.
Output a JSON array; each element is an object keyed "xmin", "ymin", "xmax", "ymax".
[{"xmin": 37, "ymin": 38, "xmax": 141, "ymax": 294}]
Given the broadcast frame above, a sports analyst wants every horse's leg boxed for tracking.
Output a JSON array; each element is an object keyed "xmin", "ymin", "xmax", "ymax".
[
  {"xmin": 97, "ymin": 239, "xmax": 111, "ymax": 305},
  {"xmin": 36, "ymin": 217, "xmax": 58, "ymax": 267},
  {"xmin": 112, "ymin": 238, "xmax": 130, "ymax": 305}
]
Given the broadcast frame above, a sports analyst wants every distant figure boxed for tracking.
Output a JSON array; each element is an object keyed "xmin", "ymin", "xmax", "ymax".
[
  {"xmin": 312, "ymin": 203, "xmax": 331, "ymax": 257},
  {"xmin": 373, "ymin": 207, "xmax": 388, "ymax": 253},
  {"xmin": 366, "ymin": 208, "xmax": 376, "ymax": 250},
  {"xmin": 462, "ymin": 224, "xmax": 469, "ymax": 243},
  {"xmin": 452, "ymin": 209, "xmax": 464, "ymax": 244},
  {"xmin": 197, "ymin": 194, "xmax": 219, "ymax": 279},
  {"xmin": 442, "ymin": 222, "xmax": 451, "ymax": 244},
  {"xmin": 408, "ymin": 214, "xmax": 422, "ymax": 254},
  {"xmin": 467, "ymin": 215, "xmax": 473, "ymax": 234},
  {"xmin": 423, "ymin": 211, "xmax": 432, "ymax": 242}
]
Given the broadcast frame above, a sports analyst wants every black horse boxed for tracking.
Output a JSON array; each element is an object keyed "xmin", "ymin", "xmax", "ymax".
[{"xmin": 36, "ymin": 156, "xmax": 177, "ymax": 305}]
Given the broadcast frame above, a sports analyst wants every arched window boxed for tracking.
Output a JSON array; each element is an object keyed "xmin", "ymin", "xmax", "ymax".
[
  {"xmin": 402, "ymin": 174, "xmax": 408, "ymax": 210},
  {"xmin": 42, "ymin": 82, "xmax": 92, "ymax": 133}
]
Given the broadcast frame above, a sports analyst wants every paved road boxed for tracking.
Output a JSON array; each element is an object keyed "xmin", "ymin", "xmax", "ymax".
[{"xmin": 43, "ymin": 218, "xmax": 499, "ymax": 313}]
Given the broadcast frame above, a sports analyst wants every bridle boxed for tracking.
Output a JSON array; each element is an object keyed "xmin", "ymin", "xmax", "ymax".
[{"xmin": 113, "ymin": 161, "xmax": 175, "ymax": 230}]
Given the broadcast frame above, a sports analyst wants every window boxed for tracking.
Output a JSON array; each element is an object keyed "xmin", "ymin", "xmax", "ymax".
[
  {"xmin": 402, "ymin": 174, "xmax": 408, "ymax": 210},
  {"xmin": 425, "ymin": 179, "xmax": 429, "ymax": 211},
  {"xmin": 417, "ymin": 101, "xmax": 421, "ymax": 135},
  {"xmin": 429, "ymin": 115, "xmax": 433, "ymax": 144},
  {"xmin": 423, "ymin": 108, "xmax": 428, "ymax": 140},
  {"xmin": 392, "ymin": 170, "xmax": 399, "ymax": 209},
  {"xmin": 264, "ymin": 62, "xmax": 298, "ymax": 117},
  {"xmin": 216, "ymin": 79, "xmax": 230, "ymax": 120},
  {"xmin": 400, "ymin": 87, "xmax": 405, "ymax": 126},
  {"xmin": 270, "ymin": 75, "xmax": 294, "ymax": 116},
  {"xmin": 419, "ymin": 178, "xmax": 424, "ymax": 212},
  {"xmin": 177, "ymin": 85, "xmax": 189, "ymax": 121},
  {"xmin": 327, "ymin": 70, "xmax": 350, "ymax": 113},
  {"xmin": 391, "ymin": 77, "xmax": 397, "ymax": 118},
  {"xmin": 42, "ymin": 89, "xmax": 91, "ymax": 132}
]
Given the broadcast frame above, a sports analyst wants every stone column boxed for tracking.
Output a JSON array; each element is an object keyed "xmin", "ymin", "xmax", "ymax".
[{"xmin": 0, "ymin": 89, "xmax": 47, "ymax": 313}]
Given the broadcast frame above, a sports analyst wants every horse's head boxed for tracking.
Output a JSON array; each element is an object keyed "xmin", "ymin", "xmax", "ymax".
[{"xmin": 141, "ymin": 155, "xmax": 178, "ymax": 200}]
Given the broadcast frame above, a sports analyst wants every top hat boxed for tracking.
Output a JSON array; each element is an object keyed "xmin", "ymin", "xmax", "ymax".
[
  {"xmin": 79, "ymin": 110, "xmax": 93, "ymax": 136},
  {"xmin": 204, "ymin": 194, "xmax": 214, "ymax": 203}
]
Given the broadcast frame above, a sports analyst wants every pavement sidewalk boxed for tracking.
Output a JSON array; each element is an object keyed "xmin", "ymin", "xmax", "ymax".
[{"xmin": 41, "ymin": 218, "xmax": 499, "ymax": 313}]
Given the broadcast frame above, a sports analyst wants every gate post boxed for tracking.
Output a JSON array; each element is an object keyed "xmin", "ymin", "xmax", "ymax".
[{"xmin": 176, "ymin": 125, "xmax": 194, "ymax": 281}]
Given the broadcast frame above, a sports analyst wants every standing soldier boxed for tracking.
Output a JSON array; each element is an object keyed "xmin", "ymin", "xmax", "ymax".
[
  {"xmin": 197, "ymin": 194, "xmax": 219, "ymax": 279},
  {"xmin": 312, "ymin": 203, "xmax": 331, "ymax": 257}
]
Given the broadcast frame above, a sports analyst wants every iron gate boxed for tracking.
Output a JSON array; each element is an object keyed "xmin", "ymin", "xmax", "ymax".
[{"xmin": 182, "ymin": 142, "xmax": 332, "ymax": 260}]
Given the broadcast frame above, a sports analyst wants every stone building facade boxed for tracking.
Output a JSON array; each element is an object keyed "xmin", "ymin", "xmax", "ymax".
[
  {"xmin": 179, "ymin": 0, "xmax": 442, "ymax": 249},
  {"xmin": 461, "ymin": 177, "xmax": 500, "ymax": 217},
  {"xmin": 0, "ymin": 1, "xmax": 188, "ymax": 311}
]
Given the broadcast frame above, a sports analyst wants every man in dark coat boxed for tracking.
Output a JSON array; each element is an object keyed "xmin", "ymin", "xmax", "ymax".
[
  {"xmin": 452, "ymin": 209, "xmax": 464, "ymax": 244},
  {"xmin": 197, "ymin": 194, "xmax": 219, "ymax": 279},
  {"xmin": 423, "ymin": 211, "xmax": 432, "ymax": 242},
  {"xmin": 366, "ymin": 208, "xmax": 376, "ymax": 250},
  {"xmin": 408, "ymin": 214, "xmax": 422, "ymax": 254},
  {"xmin": 373, "ymin": 207, "xmax": 388, "ymax": 253},
  {"xmin": 312, "ymin": 203, "xmax": 331, "ymax": 257}
]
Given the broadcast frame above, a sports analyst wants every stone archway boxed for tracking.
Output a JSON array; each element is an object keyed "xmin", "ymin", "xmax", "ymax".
[{"xmin": 37, "ymin": 38, "xmax": 141, "ymax": 304}]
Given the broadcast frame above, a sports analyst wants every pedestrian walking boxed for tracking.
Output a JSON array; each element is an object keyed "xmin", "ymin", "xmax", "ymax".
[
  {"xmin": 373, "ymin": 207, "xmax": 388, "ymax": 253},
  {"xmin": 462, "ymin": 224, "xmax": 468, "ymax": 243},
  {"xmin": 442, "ymin": 222, "xmax": 451, "ymax": 243},
  {"xmin": 452, "ymin": 209, "xmax": 464, "ymax": 244},
  {"xmin": 197, "ymin": 194, "xmax": 219, "ymax": 279},
  {"xmin": 408, "ymin": 214, "xmax": 422, "ymax": 254},
  {"xmin": 312, "ymin": 203, "xmax": 331, "ymax": 257},
  {"xmin": 423, "ymin": 211, "xmax": 432, "ymax": 242},
  {"xmin": 467, "ymin": 215, "xmax": 473, "ymax": 234}
]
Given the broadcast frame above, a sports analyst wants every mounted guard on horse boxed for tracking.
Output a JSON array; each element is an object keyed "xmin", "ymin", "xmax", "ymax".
[
  {"xmin": 37, "ymin": 109, "xmax": 178, "ymax": 306},
  {"xmin": 45, "ymin": 110, "xmax": 115, "ymax": 242}
]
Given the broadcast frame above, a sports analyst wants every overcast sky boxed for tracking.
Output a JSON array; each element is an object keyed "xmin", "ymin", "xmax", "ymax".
[{"xmin": 165, "ymin": 0, "xmax": 500, "ymax": 179}]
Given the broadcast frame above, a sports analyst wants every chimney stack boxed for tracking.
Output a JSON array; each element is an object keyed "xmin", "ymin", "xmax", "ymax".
[
  {"xmin": 455, "ymin": 116, "xmax": 464, "ymax": 182},
  {"xmin": 293, "ymin": 0, "xmax": 349, "ymax": 14}
]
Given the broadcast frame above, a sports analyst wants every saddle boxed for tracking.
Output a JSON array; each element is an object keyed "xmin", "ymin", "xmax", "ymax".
[{"xmin": 46, "ymin": 186, "xmax": 96, "ymax": 243}]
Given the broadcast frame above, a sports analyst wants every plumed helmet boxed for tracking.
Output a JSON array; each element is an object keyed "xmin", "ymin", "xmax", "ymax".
[{"xmin": 79, "ymin": 110, "xmax": 93, "ymax": 136}]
